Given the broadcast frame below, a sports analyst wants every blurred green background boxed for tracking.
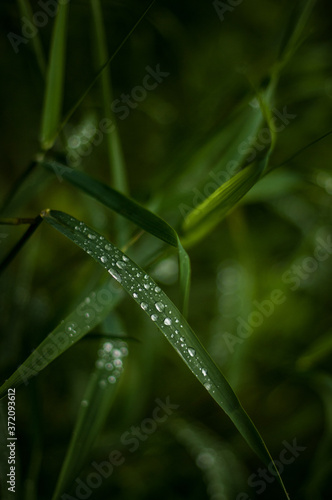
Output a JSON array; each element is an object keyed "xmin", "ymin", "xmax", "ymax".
[{"xmin": 0, "ymin": 0, "xmax": 332, "ymax": 499}]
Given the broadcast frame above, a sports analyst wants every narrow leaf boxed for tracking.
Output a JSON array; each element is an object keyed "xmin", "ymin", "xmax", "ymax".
[
  {"xmin": 52, "ymin": 339, "xmax": 128, "ymax": 499},
  {"xmin": 0, "ymin": 281, "xmax": 123, "ymax": 395},
  {"xmin": 40, "ymin": 1, "xmax": 70, "ymax": 149},
  {"xmin": 39, "ymin": 209, "xmax": 289, "ymax": 498},
  {"xmin": 42, "ymin": 160, "xmax": 191, "ymax": 313}
]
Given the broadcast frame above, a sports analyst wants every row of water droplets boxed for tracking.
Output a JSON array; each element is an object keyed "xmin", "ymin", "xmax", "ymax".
[
  {"xmin": 81, "ymin": 340, "xmax": 129, "ymax": 407},
  {"xmin": 74, "ymin": 220, "xmax": 212, "ymax": 392}
]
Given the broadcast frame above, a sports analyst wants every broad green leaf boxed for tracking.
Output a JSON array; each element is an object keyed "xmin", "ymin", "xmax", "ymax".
[
  {"xmin": 42, "ymin": 160, "xmax": 191, "ymax": 314},
  {"xmin": 40, "ymin": 1, "xmax": 69, "ymax": 149},
  {"xmin": 52, "ymin": 338, "xmax": 128, "ymax": 500},
  {"xmin": 39, "ymin": 209, "xmax": 289, "ymax": 498},
  {"xmin": 0, "ymin": 281, "xmax": 123, "ymax": 395},
  {"xmin": 17, "ymin": 0, "xmax": 46, "ymax": 76}
]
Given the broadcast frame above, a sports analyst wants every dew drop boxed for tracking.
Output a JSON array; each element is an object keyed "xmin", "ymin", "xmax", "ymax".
[
  {"xmin": 99, "ymin": 380, "xmax": 107, "ymax": 388},
  {"xmin": 133, "ymin": 293, "xmax": 138, "ymax": 299},
  {"xmin": 108, "ymin": 268, "xmax": 122, "ymax": 282},
  {"xmin": 140, "ymin": 302, "xmax": 148, "ymax": 311},
  {"xmin": 108, "ymin": 376, "xmax": 116, "ymax": 384},
  {"xmin": 155, "ymin": 302, "xmax": 165, "ymax": 312},
  {"xmin": 112, "ymin": 349, "xmax": 122, "ymax": 358},
  {"xmin": 188, "ymin": 347, "xmax": 196, "ymax": 357},
  {"xmin": 81, "ymin": 400, "xmax": 89, "ymax": 407},
  {"xmin": 101, "ymin": 256, "xmax": 108, "ymax": 263},
  {"xmin": 202, "ymin": 368, "xmax": 208, "ymax": 377},
  {"xmin": 114, "ymin": 359, "xmax": 122, "ymax": 368},
  {"xmin": 116, "ymin": 261, "xmax": 126, "ymax": 269},
  {"xmin": 120, "ymin": 346, "xmax": 128, "ymax": 356},
  {"xmin": 88, "ymin": 233, "xmax": 96, "ymax": 240},
  {"xmin": 204, "ymin": 382, "xmax": 212, "ymax": 391},
  {"xmin": 105, "ymin": 362, "xmax": 113, "ymax": 371},
  {"xmin": 105, "ymin": 244, "xmax": 112, "ymax": 251},
  {"xmin": 103, "ymin": 342, "xmax": 113, "ymax": 352},
  {"xmin": 151, "ymin": 314, "xmax": 158, "ymax": 322},
  {"xmin": 122, "ymin": 255, "xmax": 129, "ymax": 262},
  {"xmin": 164, "ymin": 317, "xmax": 172, "ymax": 326},
  {"xmin": 85, "ymin": 312, "xmax": 90, "ymax": 319},
  {"xmin": 155, "ymin": 286, "xmax": 161, "ymax": 293},
  {"xmin": 144, "ymin": 283, "xmax": 150, "ymax": 290},
  {"xmin": 96, "ymin": 360, "xmax": 104, "ymax": 369}
]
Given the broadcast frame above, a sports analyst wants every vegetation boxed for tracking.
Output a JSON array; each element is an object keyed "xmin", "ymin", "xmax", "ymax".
[{"xmin": 0, "ymin": 0, "xmax": 331, "ymax": 499}]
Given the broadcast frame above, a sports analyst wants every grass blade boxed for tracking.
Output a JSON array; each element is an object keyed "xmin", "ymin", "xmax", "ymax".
[
  {"xmin": 52, "ymin": 338, "xmax": 128, "ymax": 499},
  {"xmin": 183, "ymin": 159, "xmax": 265, "ymax": 246},
  {"xmin": 39, "ymin": 209, "xmax": 289, "ymax": 498},
  {"xmin": 0, "ymin": 281, "xmax": 123, "ymax": 395},
  {"xmin": 90, "ymin": 0, "xmax": 128, "ymax": 194},
  {"xmin": 90, "ymin": 0, "xmax": 129, "ymax": 245},
  {"xmin": 42, "ymin": 160, "xmax": 191, "ymax": 313},
  {"xmin": 40, "ymin": 0, "xmax": 70, "ymax": 150}
]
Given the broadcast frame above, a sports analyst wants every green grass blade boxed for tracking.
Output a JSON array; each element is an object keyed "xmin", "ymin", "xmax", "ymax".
[
  {"xmin": 90, "ymin": 0, "xmax": 129, "ymax": 246},
  {"xmin": 178, "ymin": 237, "xmax": 191, "ymax": 316},
  {"xmin": 40, "ymin": 209, "xmax": 289, "ymax": 498},
  {"xmin": 183, "ymin": 159, "xmax": 265, "ymax": 246},
  {"xmin": 0, "ymin": 282, "xmax": 123, "ymax": 396},
  {"xmin": 40, "ymin": 1, "xmax": 70, "ymax": 150},
  {"xmin": 42, "ymin": 160, "xmax": 191, "ymax": 313},
  {"xmin": 52, "ymin": 338, "xmax": 128, "ymax": 499},
  {"xmin": 43, "ymin": 160, "xmax": 178, "ymax": 246},
  {"xmin": 90, "ymin": 0, "xmax": 128, "ymax": 194},
  {"xmin": 17, "ymin": 0, "xmax": 46, "ymax": 76}
]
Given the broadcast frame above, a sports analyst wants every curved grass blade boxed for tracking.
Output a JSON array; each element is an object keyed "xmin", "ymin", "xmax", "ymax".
[
  {"xmin": 42, "ymin": 160, "xmax": 191, "ymax": 313},
  {"xmin": 40, "ymin": 0, "xmax": 70, "ymax": 150},
  {"xmin": 40, "ymin": 209, "xmax": 289, "ymax": 498},
  {"xmin": 182, "ymin": 159, "xmax": 265, "ymax": 246},
  {"xmin": 52, "ymin": 338, "xmax": 128, "ymax": 500},
  {"xmin": 0, "ymin": 281, "xmax": 123, "ymax": 397}
]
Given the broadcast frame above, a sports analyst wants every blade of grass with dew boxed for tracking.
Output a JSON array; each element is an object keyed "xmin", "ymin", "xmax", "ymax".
[
  {"xmin": 40, "ymin": 0, "xmax": 69, "ymax": 150},
  {"xmin": 17, "ymin": 0, "xmax": 46, "ymax": 76},
  {"xmin": 0, "ymin": 280, "xmax": 123, "ymax": 396},
  {"xmin": 40, "ymin": 209, "xmax": 289, "ymax": 498},
  {"xmin": 41, "ymin": 160, "xmax": 191, "ymax": 314},
  {"xmin": 52, "ymin": 337, "xmax": 128, "ymax": 500},
  {"xmin": 90, "ymin": 0, "xmax": 129, "ymax": 246}
]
